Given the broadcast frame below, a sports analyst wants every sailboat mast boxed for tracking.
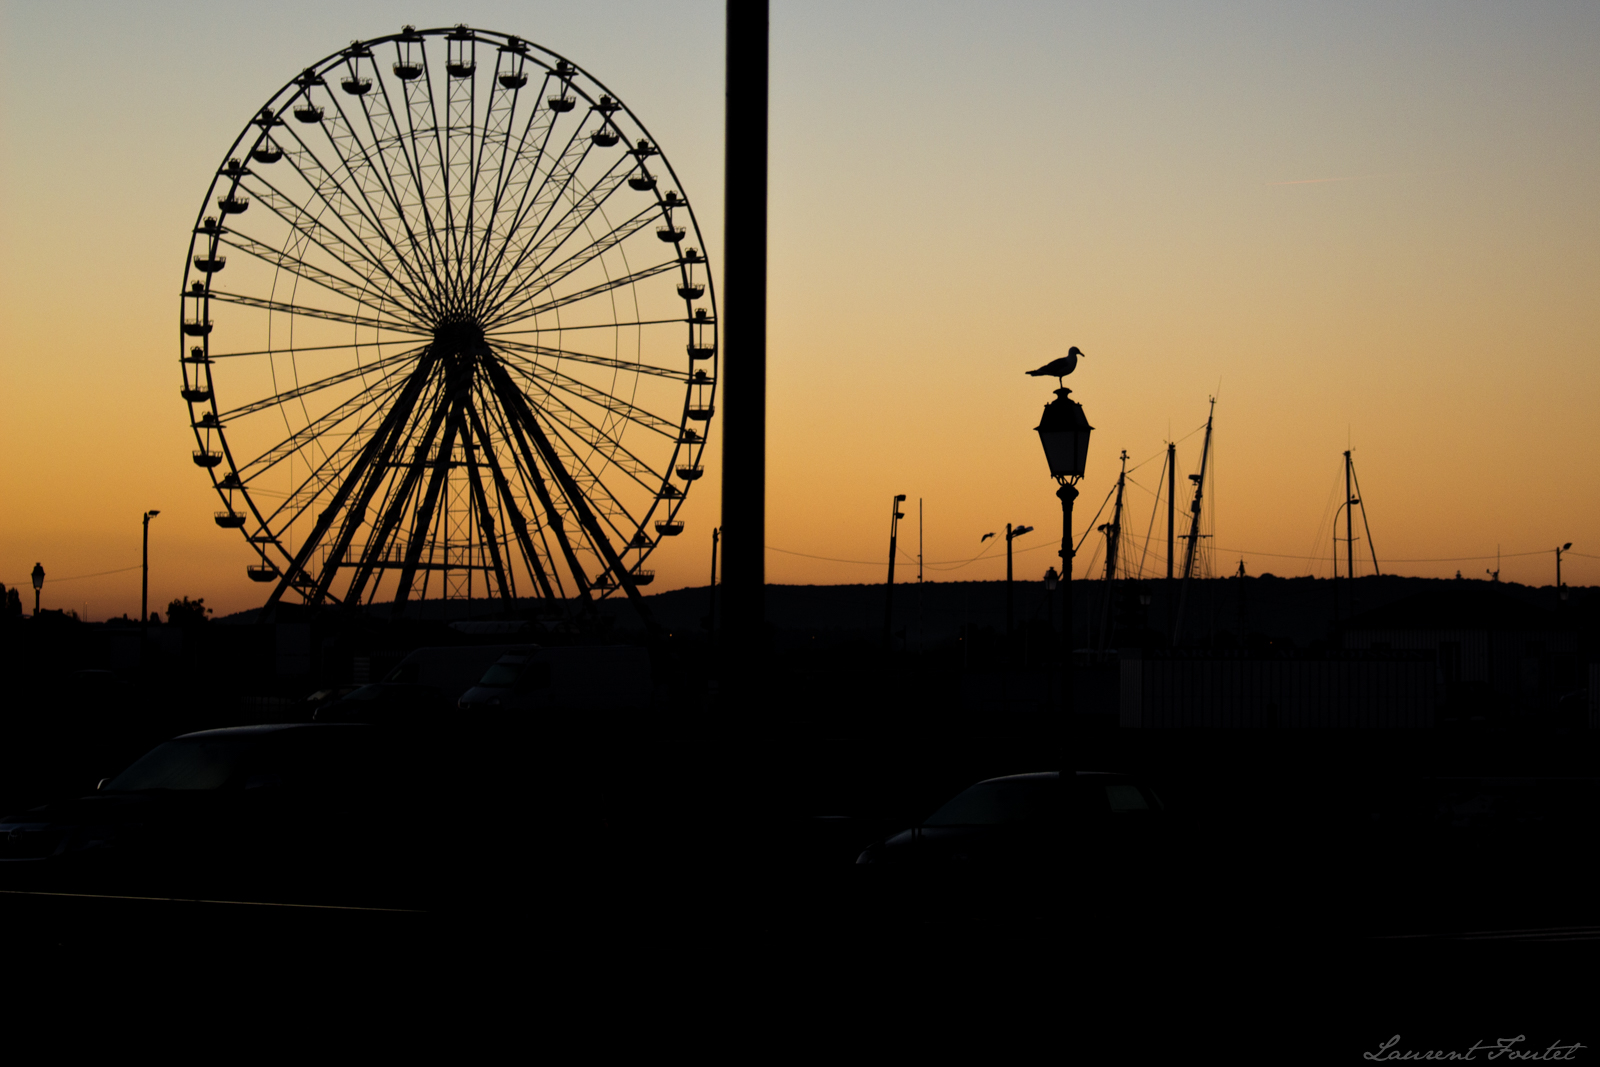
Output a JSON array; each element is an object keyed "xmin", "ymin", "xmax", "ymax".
[
  {"xmin": 1182, "ymin": 400, "xmax": 1215, "ymax": 581},
  {"xmin": 1345, "ymin": 449, "xmax": 1355, "ymax": 582},
  {"xmin": 1166, "ymin": 442, "xmax": 1176, "ymax": 580},
  {"xmin": 1172, "ymin": 398, "xmax": 1216, "ymax": 645}
]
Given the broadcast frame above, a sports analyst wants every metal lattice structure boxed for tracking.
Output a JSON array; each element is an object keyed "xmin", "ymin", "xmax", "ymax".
[{"xmin": 180, "ymin": 25, "xmax": 716, "ymax": 613}]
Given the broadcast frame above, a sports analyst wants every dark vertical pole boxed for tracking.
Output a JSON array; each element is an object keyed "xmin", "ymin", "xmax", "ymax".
[
  {"xmin": 1005, "ymin": 523, "xmax": 1014, "ymax": 643},
  {"xmin": 1166, "ymin": 442, "xmax": 1175, "ymax": 580},
  {"xmin": 1344, "ymin": 450, "xmax": 1355, "ymax": 582},
  {"xmin": 721, "ymin": 0, "xmax": 768, "ymax": 664},
  {"xmin": 707, "ymin": 526, "xmax": 720, "ymax": 635},
  {"xmin": 142, "ymin": 518, "xmax": 150, "ymax": 626},
  {"xmin": 1059, "ymin": 485, "xmax": 1078, "ymax": 724},
  {"xmin": 883, "ymin": 497, "xmax": 901, "ymax": 652}
]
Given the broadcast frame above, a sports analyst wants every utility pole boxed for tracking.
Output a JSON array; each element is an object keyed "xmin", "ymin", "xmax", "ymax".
[
  {"xmin": 720, "ymin": 0, "xmax": 769, "ymax": 668},
  {"xmin": 883, "ymin": 494, "xmax": 906, "ymax": 652}
]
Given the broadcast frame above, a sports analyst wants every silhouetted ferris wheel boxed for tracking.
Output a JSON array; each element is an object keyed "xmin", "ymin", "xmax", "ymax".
[{"xmin": 179, "ymin": 25, "xmax": 716, "ymax": 613}]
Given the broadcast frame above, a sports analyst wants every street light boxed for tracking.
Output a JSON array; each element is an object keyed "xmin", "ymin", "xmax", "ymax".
[
  {"xmin": 1004, "ymin": 523, "xmax": 1034, "ymax": 642},
  {"xmin": 142, "ymin": 510, "xmax": 160, "ymax": 627},
  {"xmin": 1035, "ymin": 385, "xmax": 1092, "ymax": 726},
  {"xmin": 30, "ymin": 562, "xmax": 44, "ymax": 617},
  {"xmin": 1557, "ymin": 542, "xmax": 1573, "ymax": 601},
  {"xmin": 883, "ymin": 494, "xmax": 907, "ymax": 652}
]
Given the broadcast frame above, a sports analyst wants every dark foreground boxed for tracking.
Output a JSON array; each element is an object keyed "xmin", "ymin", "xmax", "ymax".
[{"xmin": 3, "ymin": 723, "xmax": 1598, "ymax": 1058}]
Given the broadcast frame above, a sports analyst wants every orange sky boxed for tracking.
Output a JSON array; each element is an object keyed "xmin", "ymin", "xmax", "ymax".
[{"xmin": 3, "ymin": 1, "xmax": 1598, "ymax": 619}]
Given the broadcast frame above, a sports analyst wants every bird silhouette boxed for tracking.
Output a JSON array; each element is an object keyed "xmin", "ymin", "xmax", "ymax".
[{"xmin": 1026, "ymin": 347, "xmax": 1086, "ymax": 386}]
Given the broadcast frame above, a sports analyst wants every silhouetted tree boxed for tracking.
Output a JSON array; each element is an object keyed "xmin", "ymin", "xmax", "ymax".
[
  {"xmin": 4, "ymin": 587, "xmax": 20, "ymax": 619},
  {"xmin": 165, "ymin": 596, "xmax": 212, "ymax": 627}
]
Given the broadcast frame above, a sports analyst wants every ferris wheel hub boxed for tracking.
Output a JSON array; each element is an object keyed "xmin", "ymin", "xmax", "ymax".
[{"xmin": 432, "ymin": 316, "xmax": 487, "ymax": 356}]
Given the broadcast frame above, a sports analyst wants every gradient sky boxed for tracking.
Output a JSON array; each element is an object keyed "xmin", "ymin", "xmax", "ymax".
[{"xmin": 3, "ymin": 0, "xmax": 1598, "ymax": 619}]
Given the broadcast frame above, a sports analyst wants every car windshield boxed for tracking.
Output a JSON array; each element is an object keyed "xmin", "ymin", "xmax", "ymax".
[
  {"xmin": 107, "ymin": 739, "xmax": 255, "ymax": 791},
  {"xmin": 923, "ymin": 778, "xmax": 1056, "ymax": 826},
  {"xmin": 478, "ymin": 657, "xmax": 527, "ymax": 687}
]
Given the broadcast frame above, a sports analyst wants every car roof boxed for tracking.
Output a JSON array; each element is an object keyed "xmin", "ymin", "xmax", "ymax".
[
  {"xmin": 975, "ymin": 771, "xmax": 1059, "ymax": 786},
  {"xmin": 174, "ymin": 723, "xmax": 369, "ymax": 740}
]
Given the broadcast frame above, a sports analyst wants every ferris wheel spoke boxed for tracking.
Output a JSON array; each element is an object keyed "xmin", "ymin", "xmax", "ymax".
[
  {"xmin": 534, "ymin": 412, "xmax": 646, "ymax": 542},
  {"xmin": 323, "ymin": 80, "xmax": 450, "ymax": 309},
  {"xmin": 489, "ymin": 337, "xmax": 684, "ymax": 381},
  {"xmin": 217, "ymin": 348, "xmax": 416, "ymax": 422},
  {"xmin": 269, "ymin": 121, "xmax": 437, "ymax": 309},
  {"xmin": 238, "ymin": 176, "xmax": 432, "ymax": 316},
  {"xmin": 305, "ymin": 87, "xmax": 443, "ymax": 308},
  {"xmin": 399, "ymin": 50, "xmax": 458, "ymax": 311},
  {"xmin": 465, "ymin": 398, "xmax": 558, "ymax": 600},
  {"xmin": 499, "ymin": 355, "xmax": 679, "ymax": 438},
  {"xmin": 474, "ymin": 123, "xmax": 594, "ymax": 314},
  {"xmin": 208, "ymin": 338, "xmax": 423, "ymax": 359},
  {"xmin": 219, "ymin": 233, "xmax": 415, "ymax": 321},
  {"xmin": 479, "ymin": 150, "xmax": 638, "ymax": 320},
  {"xmin": 483, "ymin": 244, "xmax": 674, "ymax": 331},
  {"xmin": 530, "ymin": 389, "xmax": 668, "ymax": 492},
  {"xmin": 490, "ymin": 317, "xmax": 695, "ymax": 336},
  {"xmin": 476, "ymin": 79, "xmax": 561, "ymax": 301},
  {"xmin": 466, "ymin": 56, "xmax": 541, "ymax": 294},
  {"xmin": 362, "ymin": 66, "xmax": 455, "ymax": 306},
  {"xmin": 235, "ymin": 361, "xmax": 414, "ymax": 480},
  {"xmin": 263, "ymin": 348, "xmax": 442, "ymax": 610},
  {"xmin": 205, "ymin": 290, "xmax": 426, "ymax": 337},
  {"xmin": 442, "ymin": 38, "xmax": 482, "ymax": 303}
]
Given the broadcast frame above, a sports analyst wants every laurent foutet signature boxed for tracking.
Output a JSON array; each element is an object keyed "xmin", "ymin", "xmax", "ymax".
[{"xmin": 1365, "ymin": 1035, "xmax": 1586, "ymax": 1061}]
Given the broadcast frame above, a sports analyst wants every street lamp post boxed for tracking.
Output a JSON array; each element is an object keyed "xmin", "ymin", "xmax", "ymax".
[
  {"xmin": 142, "ymin": 510, "xmax": 160, "ymax": 627},
  {"xmin": 30, "ymin": 562, "xmax": 44, "ymax": 617},
  {"xmin": 1035, "ymin": 387, "xmax": 1093, "ymax": 733},
  {"xmin": 1004, "ymin": 524, "xmax": 1034, "ymax": 644},
  {"xmin": 1557, "ymin": 542, "xmax": 1573, "ymax": 601},
  {"xmin": 883, "ymin": 494, "xmax": 906, "ymax": 652}
]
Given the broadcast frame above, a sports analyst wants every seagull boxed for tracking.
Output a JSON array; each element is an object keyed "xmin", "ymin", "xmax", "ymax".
[{"xmin": 1026, "ymin": 347, "xmax": 1086, "ymax": 386}]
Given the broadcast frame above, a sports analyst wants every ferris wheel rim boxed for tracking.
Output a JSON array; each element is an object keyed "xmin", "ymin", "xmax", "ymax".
[{"xmin": 180, "ymin": 24, "xmax": 717, "ymax": 609}]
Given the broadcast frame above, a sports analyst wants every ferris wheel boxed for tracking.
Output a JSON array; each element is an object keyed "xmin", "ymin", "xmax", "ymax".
[{"xmin": 179, "ymin": 25, "xmax": 716, "ymax": 613}]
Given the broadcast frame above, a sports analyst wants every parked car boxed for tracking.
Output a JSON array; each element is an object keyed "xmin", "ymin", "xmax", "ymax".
[
  {"xmin": 0, "ymin": 723, "xmax": 430, "ymax": 900},
  {"xmin": 313, "ymin": 682, "xmax": 451, "ymax": 726},
  {"xmin": 856, "ymin": 772, "xmax": 1061, "ymax": 871}
]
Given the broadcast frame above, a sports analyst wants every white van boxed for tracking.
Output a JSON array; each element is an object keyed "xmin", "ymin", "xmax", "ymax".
[{"xmin": 455, "ymin": 645, "xmax": 655, "ymax": 714}]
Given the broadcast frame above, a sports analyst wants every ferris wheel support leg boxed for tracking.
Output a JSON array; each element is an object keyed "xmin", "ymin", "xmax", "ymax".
[
  {"xmin": 393, "ymin": 398, "xmax": 470, "ymax": 608},
  {"xmin": 340, "ymin": 362, "xmax": 458, "ymax": 607},
  {"xmin": 463, "ymin": 428, "xmax": 514, "ymax": 603},
  {"xmin": 489, "ymin": 360, "xmax": 661, "ymax": 638},
  {"xmin": 264, "ymin": 349, "xmax": 441, "ymax": 612},
  {"xmin": 492, "ymin": 374, "xmax": 593, "ymax": 604},
  {"xmin": 468, "ymin": 401, "xmax": 558, "ymax": 601}
]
